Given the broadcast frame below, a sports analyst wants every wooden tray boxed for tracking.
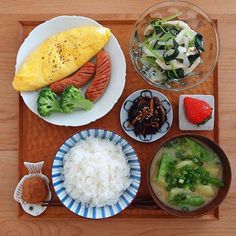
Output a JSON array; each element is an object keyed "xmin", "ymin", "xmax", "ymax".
[{"xmin": 18, "ymin": 17, "xmax": 219, "ymax": 220}]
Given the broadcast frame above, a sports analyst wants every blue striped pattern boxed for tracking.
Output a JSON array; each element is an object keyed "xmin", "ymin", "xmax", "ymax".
[{"xmin": 52, "ymin": 129, "xmax": 141, "ymax": 219}]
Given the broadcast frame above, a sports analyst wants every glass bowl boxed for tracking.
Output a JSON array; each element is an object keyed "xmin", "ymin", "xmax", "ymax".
[{"xmin": 130, "ymin": 0, "xmax": 219, "ymax": 91}]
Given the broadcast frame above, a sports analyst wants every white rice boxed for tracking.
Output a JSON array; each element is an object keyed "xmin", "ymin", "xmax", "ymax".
[{"xmin": 63, "ymin": 137, "xmax": 131, "ymax": 207}]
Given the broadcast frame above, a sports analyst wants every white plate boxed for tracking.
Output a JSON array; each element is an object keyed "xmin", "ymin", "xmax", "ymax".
[
  {"xmin": 120, "ymin": 89, "xmax": 173, "ymax": 143},
  {"xmin": 16, "ymin": 16, "xmax": 126, "ymax": 126}
]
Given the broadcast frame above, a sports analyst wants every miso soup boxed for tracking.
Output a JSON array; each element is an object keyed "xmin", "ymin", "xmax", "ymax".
[{"xmin": 150, "ymin": 137, "xmax": 224, "ymax": 212}]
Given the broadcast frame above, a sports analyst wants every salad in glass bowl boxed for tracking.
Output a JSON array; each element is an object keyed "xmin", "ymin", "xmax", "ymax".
[{"xmin": 130, "ymin": 1, "xmax": 219, "ymax": 91}]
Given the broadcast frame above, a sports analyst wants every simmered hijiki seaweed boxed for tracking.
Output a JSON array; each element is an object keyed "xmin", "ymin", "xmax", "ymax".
[{"xmin": 126, "ymin": 91, "xmax": 168, "ymax": 138}]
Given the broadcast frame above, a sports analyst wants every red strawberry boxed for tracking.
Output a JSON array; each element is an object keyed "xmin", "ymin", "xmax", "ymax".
[{"xmin": 184, "ymin": 97, "xmax": 212, "ymax": 125}]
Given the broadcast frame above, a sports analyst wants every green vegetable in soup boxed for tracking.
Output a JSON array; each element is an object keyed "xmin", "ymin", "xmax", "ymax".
[
  {"xmin": 164, "ymin": 161, "xmax": 223, "ymax": 191},
  {"xmin": 194, "ymin": 167, "xmax": 223, "ymax": 187},
  {"xmin": 169, "ymin": 192, "xmax": 187, "ymax": 205},
  {"xmin": 165, "ymin": 164, "xmax": 198, "ymax": 191},
  {"xmin": 168, "ymin": 190, "xmax": 204, "ymax": 207},
  {"xmin": 180, "ymin": 205, "xmax": 190, "ymax": 212},
  {"xmin": 157, "ymin": 152, "xmax": 172, "ymax": 181},
  {"xmin": 185, "ymin": 138, "xmax": 216, "ymax": 162},
  {"xmin": 186, "ymin": 196, "xmax": 204, "ymax": 206},
  {"xmin": 208, "ymin": 177, "xmax": 224, "ymax": 187},
  {"xmin": 168, "ymin": 188, "xmax": 186, "ymax": 202}
]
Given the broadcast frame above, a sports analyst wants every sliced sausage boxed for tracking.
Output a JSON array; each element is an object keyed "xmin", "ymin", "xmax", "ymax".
[
  {"xmin": 50, "ymin": 62, "xmax": 96, "ymax": 94},
  {"xmin": 85, "ymin": 50, "xmax": 111, "ymax": 102}
]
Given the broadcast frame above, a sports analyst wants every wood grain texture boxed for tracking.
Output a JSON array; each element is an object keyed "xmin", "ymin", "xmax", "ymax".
[
  {"xmin": 0, "ymin": 0, "xmax": 236, "ymax": 235},
  {"xmin": 18, "ymin": 19, "xmax": 219, "ymax": 220}
]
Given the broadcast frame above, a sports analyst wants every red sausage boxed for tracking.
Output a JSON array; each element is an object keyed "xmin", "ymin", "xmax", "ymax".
[
  {"xmin": 50, "ymin": 62, "xmax": 96, "ymax": 94},
  {"xmin": 85, "ymin": 50, "xmax": 111, "ymax": 102}
]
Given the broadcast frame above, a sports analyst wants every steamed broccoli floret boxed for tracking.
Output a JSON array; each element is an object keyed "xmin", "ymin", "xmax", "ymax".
[
  {"xmin": 60, "ymin": 86, "xmax": 93, "ymax": 113},
  {"xmin": 37, "ymin": 87, "xmax": 61, "ymax": 117}
]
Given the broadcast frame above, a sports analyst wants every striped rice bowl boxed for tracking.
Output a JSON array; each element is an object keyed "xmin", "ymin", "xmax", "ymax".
[{"xmin": 52, "ymin": 129, "xmax": 141, "ymax": 219}]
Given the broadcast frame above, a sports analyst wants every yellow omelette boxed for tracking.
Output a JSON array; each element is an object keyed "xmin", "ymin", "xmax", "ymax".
[{"xmin": 12, "ymin": 26, "xmax": 111, "ymax": 91}]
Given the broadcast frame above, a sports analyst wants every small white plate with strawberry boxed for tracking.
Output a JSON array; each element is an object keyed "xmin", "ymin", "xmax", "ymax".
[{"xmin": 179, "ymin": 95, "xmax": 214, "ymax": 130}]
